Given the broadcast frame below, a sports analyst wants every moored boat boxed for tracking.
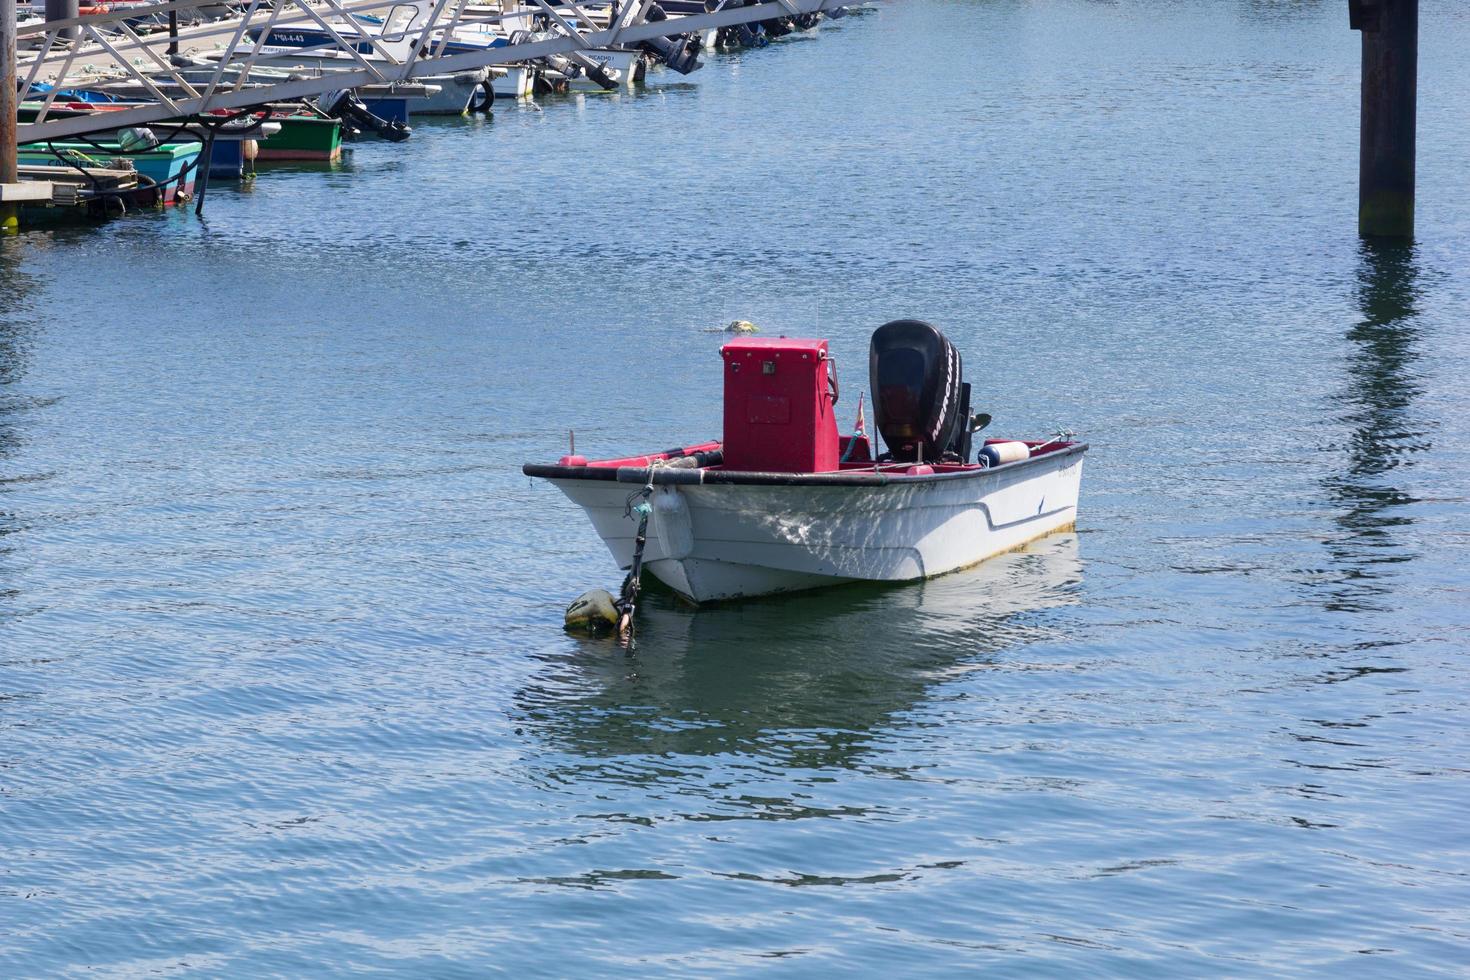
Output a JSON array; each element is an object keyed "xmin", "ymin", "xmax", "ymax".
[
  {"xmin": 525, "ymin": 321, "xmax": 1087, "ymax": 604},
  {"xmin": 20, "ymin": 97, "xmax": 344, "ymax": 164},
  {"xmin": 16, "ymin": 138, "xmax": 202, "ymax": 206},
  {"xmin": 253, "ymin": 111, "xmax": 345, "ymax": 162}
]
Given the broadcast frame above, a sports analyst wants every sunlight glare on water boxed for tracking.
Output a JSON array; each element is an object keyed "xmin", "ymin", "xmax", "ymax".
[{"xmin": 2, "ymin": 0, "xmax": 1469, "ymax": 974}]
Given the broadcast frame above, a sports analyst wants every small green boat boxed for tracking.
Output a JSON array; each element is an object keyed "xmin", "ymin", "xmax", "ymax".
[{"xmin": 256, "ymin": 113, "xmax": 343, "ymax": 162}]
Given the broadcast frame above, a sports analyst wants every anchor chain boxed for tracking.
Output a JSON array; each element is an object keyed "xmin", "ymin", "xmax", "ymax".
[{"xmin": 615, "ymin": 478, "xmax": 656, "ymax": 649}]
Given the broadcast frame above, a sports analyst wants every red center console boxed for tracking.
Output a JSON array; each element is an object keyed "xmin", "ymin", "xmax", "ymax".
[{"xmin": 720, "ymin": 337, "xmax": 840, "ymax": 473}]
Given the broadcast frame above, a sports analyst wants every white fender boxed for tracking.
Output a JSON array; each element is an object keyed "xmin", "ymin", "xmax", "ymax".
[{"xmin": 652, "ymin": 486, "xmax": 694, "ymax": 559}]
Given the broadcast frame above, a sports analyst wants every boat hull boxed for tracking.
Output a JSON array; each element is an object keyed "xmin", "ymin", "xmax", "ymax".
[
  {"xmin": 546, "ymin": 448, "xmax": 1085, "ymax": 603},
  {"xmin": 491, "ymin": 65, "xmax": 536, "ymax": 99},
  {"xmin": 408, "ymin": 72, "xmax": 487, "ymax": 114},
  {"xmin": 566, "ymin": 49, "xmax": 643, "ymax": 91},
  {"xmin": 16, "ymin": 140, "xmax": 200, "ymax": 206},
  {"xmin": 255, "ymin": 116, "xmax": 343, "ymax": 162}
]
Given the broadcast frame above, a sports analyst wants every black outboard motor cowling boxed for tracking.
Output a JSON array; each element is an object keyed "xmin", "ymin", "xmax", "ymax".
[
  {"xmin": 640, "ymin": 4, "xmax": 704, "ymax": 74},
  {"xmin": 869, "ymin": 319, "xmax": 971, "ymax": 463},
  {"xmin": 316, "ymin": 89, "xmax": 410, "ymax": 142}
]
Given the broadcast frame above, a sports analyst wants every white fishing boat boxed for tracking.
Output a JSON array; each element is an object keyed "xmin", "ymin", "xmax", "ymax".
[
  {"xmin": 526, "ymin": 321, "xmax": 1087, "ymax": 604},
  {"xmin": 487, "ymin": 65, "xmax": 536, "ymax": 98},
  {"xmin": 558, "ymin": 48, "xmax": 643, "ymax": 90}
]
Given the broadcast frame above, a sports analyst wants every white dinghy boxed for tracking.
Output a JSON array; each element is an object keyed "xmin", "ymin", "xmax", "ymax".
[{"xmin": 526, "ymin": 320, "xmax": 1086, "ymax": 605}]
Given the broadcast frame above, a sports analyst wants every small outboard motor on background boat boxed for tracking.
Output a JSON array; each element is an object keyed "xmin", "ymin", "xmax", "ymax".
[
  {"xmin": 640, "ymin": 4, "xmax": 704, "ymax": 74},
  {"xmin": 762, "ymin": 15, "xmax": 794, "ymax": 37},
  {"xmin": 543, "ymin": 52, "xmax": 619, "ymax": 89},
  {"xmin": 314, "ymin": 89, "xmax": 410, "ymax": 142},
  {"xmin": 869, "ymin": 319, "xmax": 975, "ymax": 464},
  {"xmin": 708, "ymin": 0, "xmax": 768, "ymax": 47},
  {"xmin": 567, "ymin": 53, "xmax": 621, "ymax": 90},
  {"xmin": 509, "ymin": 30, "xmax": 622, "ymax": 90},
  {"xmin": 730, "ymin": 20, "xmax": 767, "ymax": 47}
]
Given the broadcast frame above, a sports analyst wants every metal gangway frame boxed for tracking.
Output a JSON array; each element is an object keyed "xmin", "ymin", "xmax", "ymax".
[{"xmin": 12, "ymin": 0, "xmax": 850, "ymax": 142}]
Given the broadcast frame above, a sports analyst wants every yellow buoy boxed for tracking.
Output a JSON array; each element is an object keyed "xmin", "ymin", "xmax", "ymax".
[{"xmin": 564, "ymin": 589, "xmax": 620, "ymax": 634}]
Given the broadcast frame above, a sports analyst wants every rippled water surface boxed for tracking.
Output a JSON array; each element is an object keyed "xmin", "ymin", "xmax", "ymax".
[{"xmin": 4, "ymin": 1, "xmax": 1470, "ymax": 974}]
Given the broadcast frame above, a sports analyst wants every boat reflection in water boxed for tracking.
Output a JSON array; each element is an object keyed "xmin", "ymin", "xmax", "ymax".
[
  {"xmin": 0, "ymin": 246, "xmax": 40, "ymax": 466},
  {"xmin": 516, "ymin": 533, "xmax": 1084, "ymax": 778}
]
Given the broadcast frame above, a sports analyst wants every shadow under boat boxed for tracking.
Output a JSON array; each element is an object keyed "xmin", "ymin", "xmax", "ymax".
[{"xmin": 515, "ymin": 532, "xmax": 1084, "ymax": 773}]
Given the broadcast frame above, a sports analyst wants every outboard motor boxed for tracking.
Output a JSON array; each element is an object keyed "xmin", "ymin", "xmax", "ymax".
[
  {"xmin": 315, "ymin": 89, "xmax": 410, "ymax": 142},
  {"xmin": 730, "ymin": 21, "xmax": 767, "ymax": 47},
  {"xmin": 568, "ymin": 53, "xmax": 621, "ymax": 90},
  {"xmin": 544, "ymin": 52, "xmax": 621, "ymax": 89},
  {"xmin": 711, "ymin": 0, "xmax": 767, "ymax": 47},
  {"xmin": 869, "ymin": 319, "xmax": 974, "ymax": 464},
  {"xmin": 762, "ymin": 15, "xmax": 795, "ymax": 37},
  {"xmin": 510, "ymin": 30, "xmax": 622, "ymax": 90},
  {"xmin": 640, "ymin": 4, "xmax": 704, "ymax": 74}
]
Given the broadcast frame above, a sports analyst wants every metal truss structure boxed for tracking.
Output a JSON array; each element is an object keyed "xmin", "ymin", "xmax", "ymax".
[{"xmin": 15, "ymin": 0, "xmax": 849, "ymax": 141}]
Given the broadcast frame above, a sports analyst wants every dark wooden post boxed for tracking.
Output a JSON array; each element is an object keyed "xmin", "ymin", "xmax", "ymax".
[
  {"xmin": 1, "ymin": 0, "xmax": 18, "ymax": 233},
  {"xmin": 1350, "ymin": 0, "xmax": 1418, "ymax": 239}
]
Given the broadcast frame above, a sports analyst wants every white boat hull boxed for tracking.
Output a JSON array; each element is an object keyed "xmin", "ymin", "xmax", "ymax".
[
  {"xmin": 565, "ymin": 49, "xmax": 643, "ymax": 91},
  {"xmin": 491, "ymin": 65, "xmax": 536, "ymax": 98},
  {"xmin": 547, "ymin": 449, "xmax": 1084, "ymax": 603},
  {"xmin": 409, "ymin": 72, "xmax": 486, "ymax": 114}
]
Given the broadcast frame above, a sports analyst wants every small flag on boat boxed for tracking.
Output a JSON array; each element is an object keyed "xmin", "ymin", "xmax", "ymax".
[{"xmin": 842, "ymin": 392, "xmax": 867, "ymax": 463}]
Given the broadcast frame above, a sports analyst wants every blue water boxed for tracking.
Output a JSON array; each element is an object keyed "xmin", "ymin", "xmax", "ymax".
[{"xmin": 4, "ymin": 1, "xmax": 1470, "ymax": 974}]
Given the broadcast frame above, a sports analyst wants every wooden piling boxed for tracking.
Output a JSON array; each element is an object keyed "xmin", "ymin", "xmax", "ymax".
[
  {"xmin": 1351, "ymin": 0, "xmax": 1418, "ymax": 239},
  {"xmin": 1, "ymin": 0, "xmax": 18, "ymax": 233}
]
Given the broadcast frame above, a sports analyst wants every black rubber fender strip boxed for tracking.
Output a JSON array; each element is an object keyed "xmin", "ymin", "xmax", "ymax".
[{"xmin": 523, "ymin": 443, "xmax": 1088, "ymax": 486}]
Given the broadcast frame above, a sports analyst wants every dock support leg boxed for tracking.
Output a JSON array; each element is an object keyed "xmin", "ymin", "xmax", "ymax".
[
  {"xmin": 1351, "ymin": 0, "xmax": 1418, "ymax": 239},
  {"xmin": 194, "ymin": 137, "xmax": 215, "ymax": 216},
  {"xmin": 47, "ymin": 0, "xmax": 79, "ymax": 41},
  {"xmin": 1, "ymin": 0, "xmax": 18, "ymax": 233}
]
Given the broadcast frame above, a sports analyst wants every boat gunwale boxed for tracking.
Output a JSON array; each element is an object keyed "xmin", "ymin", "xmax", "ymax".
[{"xmin": 523, "ymin": 442, "xmax": 1088, "ymax": 487}]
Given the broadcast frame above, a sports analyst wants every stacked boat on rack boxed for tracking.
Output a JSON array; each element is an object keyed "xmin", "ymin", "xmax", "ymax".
[{"xmin": 10, "ymin": 0, "xmax": 870, "ymax": 223}]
